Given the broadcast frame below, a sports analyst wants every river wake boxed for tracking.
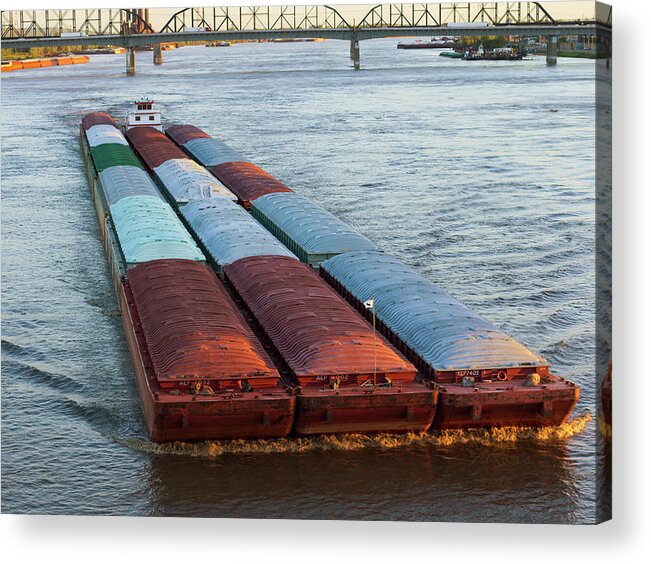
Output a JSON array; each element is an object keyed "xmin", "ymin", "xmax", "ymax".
[{"xmin": 118, "ymin": 412, "xmax": 592, "ymax": 458}]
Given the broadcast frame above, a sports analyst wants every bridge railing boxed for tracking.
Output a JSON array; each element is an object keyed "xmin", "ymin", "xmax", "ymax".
[
  {"xmin": 1, "ymin": 8, "xmax": 153, "ymax": 39},
  {"xmin": 355, "ymin": 2, "xmax": 556, "ymax": 28},
  {"xmin": 159, "ymin": 5, "xmax": 352, "ymax": 33}
]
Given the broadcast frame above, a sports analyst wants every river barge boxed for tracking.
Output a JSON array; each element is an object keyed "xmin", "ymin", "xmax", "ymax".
[
  {"xmin": 166, "ymin": 123, "xmax": 580, "ymax": 430},
  {"xmin": 223, "ymin": 256, "xmax": 437, "ymax": 435},
  {"xmin": 166, "ymin": 125, "xmax": 293, "ymax": 209},
  {"xmin": 1, "ymin": 55, "xmax": 89, "ymax": 72},
  {"xmin": 126, "ymin": 126, "xmax": 237, "ymax": 206},
  {"xmin": 167, "ymin": 125, "xmax": 247, "ymax": 166},
  {"xmin": 80, "ymin": 115, "xmax": 295, "ymax": 441},
  {"xmin": 179, "ymin": 198, "xmax": 298, "ymax": 275},
  {"xmin": 321, "ymin": 251, "xmax": 580, "ymax": 429},
  {"xmin": 80, "ymin": 107, "xmax": 580, "ymax": 439},
  {"xmin": 249, "ymin": 192, "xmax": 378, "ymax": 268},
  {"xmin": 462, "ymin": 48, "xmax": 523, "ymax": 61},
  {"xmin": 125, "ymin": 122, "xmax": 438, "ymax": 435},
  {"xmin": 397, "ymin": 39, "xmax": 459, "ymax": 49}
]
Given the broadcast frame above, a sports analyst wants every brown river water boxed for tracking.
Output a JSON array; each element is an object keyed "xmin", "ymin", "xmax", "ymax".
[{"xmin": 1, "ymin": 38, "xmax": 610, "ymax": 522}]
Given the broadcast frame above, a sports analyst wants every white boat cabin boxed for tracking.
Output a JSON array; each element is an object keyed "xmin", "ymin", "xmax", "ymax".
[{"xmin": 126, "ymin": 97, "xmax": 162, "ymax": 131}]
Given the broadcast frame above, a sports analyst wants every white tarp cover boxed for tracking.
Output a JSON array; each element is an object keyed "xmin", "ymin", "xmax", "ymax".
[
  {"xmin": 153, "ymin": 159, "xmax": 237, "ymax": 204},
  {"xmin": 321, "ymin": 250, "xmax": 548, "ymax": 372},
  {"xmin": 99, "ymin": 165, "xmax": 163, "ymax": 206},
  {"xmin": 86, "ymin": 124, "xmax": 129, "ymax": 147},
  {"xmin": 251, "ymin": 192, "xmax": 378, "ymax": 256},
  {"xmin": 110, "ymin": 195, "xmax": 205, "ymax": 265},
  {"xmin": 181, "ymin": 199, "xmax": 296, "ymax": 269},
  {"xmin": 183, "ymin": 138, "xmax": 247, "ymax": 167}
]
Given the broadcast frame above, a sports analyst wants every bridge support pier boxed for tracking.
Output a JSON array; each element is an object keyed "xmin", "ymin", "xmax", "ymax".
[
  {"xmin": 126, "ymin": 47, "xmax": 136, "ymax": 75},
  {"xmin": 153, "ymin": 43, "xmax": 163, "ymax": 65},
  {"xmin": 546, "ymin": 35, "xmax": 558, "ymax": 65},
  {"xmin": 350, "ymin": 38, "xmax": 360, "ymax": 70}
]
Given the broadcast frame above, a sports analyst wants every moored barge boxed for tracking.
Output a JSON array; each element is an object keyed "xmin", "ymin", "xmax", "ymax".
[
  {"xmin": 1, "ymin": 55, "xmax": 89, "ymax": 72},
  {"xmin": 397, "ymin": 39, "xmax": 459, "ymax": 49}
]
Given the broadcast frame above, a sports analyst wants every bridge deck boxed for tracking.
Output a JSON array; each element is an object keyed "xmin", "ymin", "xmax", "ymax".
[
  {"xmin": 2, "ymin": 24, "xmax": 609, "ymax": 50},
  {"xmin": 2, "ymin": 3, "xmax": 611, "ymax": 49}
]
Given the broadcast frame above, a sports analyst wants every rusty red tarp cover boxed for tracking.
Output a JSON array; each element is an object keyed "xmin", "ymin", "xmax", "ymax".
[
  {"xmin": 126, "ymin": 126, "xmax": 187, "ymax": 169},
  {"xmin": 128, "ymin": 259, "xmax": 280, "ymax": 388},
  {"xmin": 82, "ymin": 112, "xmax": 116, "ymax": 130},
  {"xmin": 166, "ymin": 124, "xmax": 211, "ymax": 146},
  {"xmin": 223, "ymin": 255, "xmax": 417, "ymax": 386},
  {"xmin": 209, "ymin": 162, "xmax": 293, "ymax": 207}
]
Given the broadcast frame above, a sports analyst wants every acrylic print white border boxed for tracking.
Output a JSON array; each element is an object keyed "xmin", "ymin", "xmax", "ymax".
[{"xmin": 0, "ymin": 0, "xmax": 648, "ymax": 562}]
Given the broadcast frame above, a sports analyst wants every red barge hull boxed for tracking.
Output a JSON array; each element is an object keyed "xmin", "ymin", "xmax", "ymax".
[
  {"xmin": 432, "ymin": 381, "xmax": 579, "ymax": 430},
  {"xmin": 222, "ymin": 255, "xmax": 437, "ymax": 436},
  {"xmin": 81, "ymin": 126, "xmax": 295, "ymax": 442},
  {"xmin": 321, "ymin": 266, "xmax": 579, "ymax": 430},
  {"xmin": 293, "ymin": 383, "xmax": 438, "ymax": 436},
  {"xmin": 119, "ymin": 279, "xmax": 295, "ymax": 442}
]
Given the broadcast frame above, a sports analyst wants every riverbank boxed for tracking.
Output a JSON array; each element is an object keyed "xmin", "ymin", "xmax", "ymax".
[
  {"xmin": 531, "ymin": 48, "xmax": 603, "ymax": 59},
  {"xmin": 1, "ymin": 45, "xmax": 95, "ymax": 61}
]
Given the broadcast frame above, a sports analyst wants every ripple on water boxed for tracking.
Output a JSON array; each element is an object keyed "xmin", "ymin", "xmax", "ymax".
[{"xmin": 1, "ymin": 41, "xmax": 601, "ymax": 521}]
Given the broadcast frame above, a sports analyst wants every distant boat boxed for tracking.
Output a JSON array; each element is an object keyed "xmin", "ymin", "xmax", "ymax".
[
  {"xmin": 398, "ymin": 37, "xmax": 459, "ymax": 50},
  {"xmin": 270, "ymin": 38, "xmax": 322, "ymax": 43},
  {"xmin": 462, "ymin": 48, "xmax": 523, "ymax": 61},
  {"xmin": 439, "ymin": 51, "xmax": 463, "ymax": 58},
  {"xmin": 77, "ymin": 47, "xmax": 126, "ymax": 55}
]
